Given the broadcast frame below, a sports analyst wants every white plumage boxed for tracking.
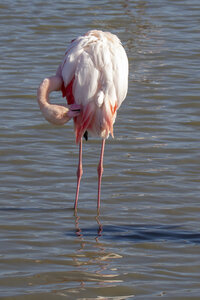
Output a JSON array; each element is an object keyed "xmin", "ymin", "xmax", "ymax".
[{"xmin": 60, "ymin": 30, "xmax": 128, "ymax": 143}]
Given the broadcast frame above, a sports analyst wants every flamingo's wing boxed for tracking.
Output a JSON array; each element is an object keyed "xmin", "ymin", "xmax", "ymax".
[
  {"xmin": 61, "ymin": 30, "xmax": 128, "ymax": 143},
  {"xmin": 61, "ymin": 31, "xmax": 128, "ymax": 109},
  {"xmin": 111, "ymin": 42, "xmax": 129, "ymax": 109},
  {"xmin": 73, "ymin": 32, "xmax": 128, "ymax": 110},
  {"xmin": 61, "ymin": 34, "xmax": 97, "ymax": 94}
]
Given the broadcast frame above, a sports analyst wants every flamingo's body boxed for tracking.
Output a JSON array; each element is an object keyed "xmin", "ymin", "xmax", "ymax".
[{"xmin": 37, "ymin": 30, "xmax": 128, "ymax": 213}]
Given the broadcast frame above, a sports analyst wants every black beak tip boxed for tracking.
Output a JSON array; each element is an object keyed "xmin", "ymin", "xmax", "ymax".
[{"xmin": 83, "ymin": 131, "xmax": 88, "ymax": 141}]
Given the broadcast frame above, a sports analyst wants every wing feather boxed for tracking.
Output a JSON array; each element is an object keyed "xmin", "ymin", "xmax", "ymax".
[
  {"xmin": 60, "ymin": 30, "xmax": 128, "ymax": 142},
  {"xmin": 73, "ymin": 52, "xmax": 99, "ymax": 105}
]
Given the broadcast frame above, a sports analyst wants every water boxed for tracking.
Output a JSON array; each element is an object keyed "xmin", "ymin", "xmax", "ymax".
[{"xmin": 0, "ymin": 0, "xmax": 200, "ymax": 299}]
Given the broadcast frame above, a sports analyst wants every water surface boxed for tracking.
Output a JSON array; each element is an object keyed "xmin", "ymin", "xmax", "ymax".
[{"xmin": 0, "ymin": 0, "xmax": 200, "ymax": 299}]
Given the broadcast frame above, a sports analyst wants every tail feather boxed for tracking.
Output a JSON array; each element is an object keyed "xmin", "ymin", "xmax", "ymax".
[
  {"xmin": 75, "ymin": 103, "xmax": 95, "ymax": 144},
  {"xmin": 75, "ymin": 100, "xmax": 117, "ymax": 143},
  {"xmin": 62, "ymin": 78, "xmax": 117, "ymax": 142},
  {"xmin": 102, "ymin": 100, "xmax": 117, "ymax": 138}
]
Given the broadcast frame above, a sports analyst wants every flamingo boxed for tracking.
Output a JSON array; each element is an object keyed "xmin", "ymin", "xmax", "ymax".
[{"xmin": 37, "ymin": 30, "xmax": 128, "ymax": 213}]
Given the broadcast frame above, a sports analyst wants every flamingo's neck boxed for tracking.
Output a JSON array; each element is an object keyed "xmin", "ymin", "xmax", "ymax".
[{"xmin": 37, "ymin": 76, "xmax": 70, "ymax": 125}]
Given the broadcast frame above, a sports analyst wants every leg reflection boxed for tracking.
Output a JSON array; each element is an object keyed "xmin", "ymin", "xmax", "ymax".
[
  {"xmin": 73, "ymin": 213, "xmax": 122, "ymax": 288},
  {"xmin": 74, "ymin": 213, "xmax": 85, "ymax": 251},
  {"xmin": 95, "ymin": 215, "xmax": 103, "ymax": 241}
]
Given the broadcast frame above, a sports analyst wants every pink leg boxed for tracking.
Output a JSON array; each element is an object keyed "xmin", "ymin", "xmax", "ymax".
[
  {"xmin": 97, "ymin": 139, "xmax": 105, "ymax": 212},
  {"xmin": 74, "ymin": 139, "xmax": 83, "ymax": 211}
]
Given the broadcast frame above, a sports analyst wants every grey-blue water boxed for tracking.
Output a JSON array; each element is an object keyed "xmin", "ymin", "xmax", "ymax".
[{"xmin": 0, "ymin": 1, "xmax": 200, "ymax": 299}]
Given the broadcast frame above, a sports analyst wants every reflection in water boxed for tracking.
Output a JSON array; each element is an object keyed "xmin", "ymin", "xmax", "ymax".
[
  {"xmin": 1, "ymin": 0, "xmax": 200, "ymax": 297},
  {"xmin": 95, "ymin": 216, "xmax": 103, "ymax": 240},
  {"xmin": 74, "ymin": 221, "xmax": 200, "ymax": 244},
  {"xmin": 73, "ymin": 214, "xmax": 123, "ymax": 288}
]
